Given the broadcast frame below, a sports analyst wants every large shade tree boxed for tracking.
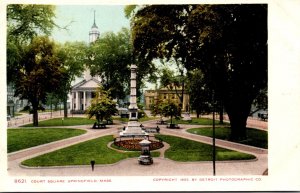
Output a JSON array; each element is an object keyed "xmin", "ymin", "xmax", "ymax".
[
  {"xmin": 187, "ymin": 69, "xmax": 212, "ymax": 118},
  {"xmin": 130, "ymin": 4, "xmax": 267, "ymax": 140},
  {"xmin": 7, "ymin": 4, "xmax": 56, "ymax": 83},
  {"xmin": 54, "ymin": 41, "xmax": 88, "ymax": 117},
  {"xmin": 14, "ymin": 36, "xmax": 66, "ymax": 126},
  {"xmin": 86, "ymin": 27, "xmax": 158, "ymax": 103},
  {"xmin": 86, "ymin": 28, "xmax": 132, "ymax": 100}
]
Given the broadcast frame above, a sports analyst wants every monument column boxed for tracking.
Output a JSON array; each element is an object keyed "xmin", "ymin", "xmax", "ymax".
[
  {"xmin": 120, "ymin": 64, "xmax": 147, "ymax": 137},
  {"xmin": 129, "ymin": 65, "xmax": 138, "ymax": 120}
]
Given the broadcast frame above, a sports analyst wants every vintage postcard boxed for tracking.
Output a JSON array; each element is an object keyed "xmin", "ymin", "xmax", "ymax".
[{"xmin": 1, "ymin": 0, "xmax": 300, "ymax": 192}]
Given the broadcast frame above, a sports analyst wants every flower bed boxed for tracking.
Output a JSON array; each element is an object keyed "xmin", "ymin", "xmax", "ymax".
[{"xmin": 114, "ymin": 139, "xmax": 164, "ymax": 151}]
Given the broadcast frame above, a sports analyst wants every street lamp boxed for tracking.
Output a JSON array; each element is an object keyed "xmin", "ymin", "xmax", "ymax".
[{"xmin": 212, "ymin": 90, "xmax": 216, "ymax": 176}]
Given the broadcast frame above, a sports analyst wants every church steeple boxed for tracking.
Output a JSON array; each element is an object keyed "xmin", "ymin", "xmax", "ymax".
[
  {"xmin": 89, "ymin": 10, "xmax": 100, "ymax": 43},
  {"xmin": 92, "ymin": 10, "xmax": 97, "ymax": 28}
]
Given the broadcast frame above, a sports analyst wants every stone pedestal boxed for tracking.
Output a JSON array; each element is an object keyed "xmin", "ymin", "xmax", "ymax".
[{"xmin": 120, "ymin": 121, "xmax": 148, "ymax": 137}]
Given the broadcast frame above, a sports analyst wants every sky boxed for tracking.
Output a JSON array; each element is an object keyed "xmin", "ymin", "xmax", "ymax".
[
  {"xmin": 51, "ymin": 5, "xmax": 130, "ymax": 43},
  {"xmin": 50, "ymin": 5, "xmax": 158, "ymax": 89}
]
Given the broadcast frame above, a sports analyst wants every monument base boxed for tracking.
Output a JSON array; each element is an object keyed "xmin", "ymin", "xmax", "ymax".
[
  {"xmin": 119, "ymin": 121, "xmax": 148, "ymax": 137},
  {"xmin": 138, "ymin": 155, "xmax": 153, "ymax": 165}
]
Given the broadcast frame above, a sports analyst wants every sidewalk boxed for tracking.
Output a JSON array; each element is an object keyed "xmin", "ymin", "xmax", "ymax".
[{"xmin": 7, "ymin": 119, "xmax": 268, "ymax": 176}]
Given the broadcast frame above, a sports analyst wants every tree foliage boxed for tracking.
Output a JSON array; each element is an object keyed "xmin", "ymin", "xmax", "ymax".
[
  {"xmin": 86, "ymin": 28, "xmax": 132, "ymax": 100},
  {"xmin": 7, "ymin": 4, "xmax": 55, "ymax": 42},
  {"xmin": 150, "ymin": 98, "xmax": 181, "ymax": 124},
  {"xmin": 54, "ymin": 41, "xmax": 88, "ymax": 117},
  {"xmin": 161, "ymin": 101, "xmax": 181, "ymax": 125},
  {"xmin": 149, "ymin": 98, "xmax": 164, "ymax": 118},
  {"xmin": 131, "ymin": 5, "xmax": 267, "ymax": 139},
  {"xmin": 86, "ymin": 86, "xmax": 118, "ymax": 123},
  {"xmin": 188, "ymin": 69, "xmax": 211, "ymax": 118},
  {"xmin": 159, "ymin": 67, "xmax": 187, "ymax": 109},
  {"xmin": 7, "ymin": 4, "xmax": 57, "ymax": 83},
  {"xmin": 14, "ymin": 36, "xmax": 66, "ymax": 126}
]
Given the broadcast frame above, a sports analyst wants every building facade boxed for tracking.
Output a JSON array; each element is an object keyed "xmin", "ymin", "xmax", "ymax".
[
  {"xmin": 7, "ymin": 83, "xmax": 28, "ymax": 117},
  {"xmin": 144, "ymin": 88, "xmax": 190, "ymax": 112},
  {"xmin": 70, "ymin": 78, "xmax": 101, "ymax": 113}
]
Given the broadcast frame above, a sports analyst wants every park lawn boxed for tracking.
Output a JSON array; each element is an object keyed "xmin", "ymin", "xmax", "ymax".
[
  {"xmin": 7, "ymin": 128, "xmax": 87, "ymax": 153},
  {"xmin": 187, "ymin": 127, "xmax": 268, "ymax": 149},
  {"xmin": 21, "ymin": 135, "xmax": 152, "ymax": 167},
  {"xmin": 155, "ymin": 134, "xmax": 256, "ymax": 161},
  {"xmin": 22, "ymin": 117, "xmax": 96, "ymax": 127},
  {"xmin": 13, "ymin": 113, "xmax": 23, "ymax": 117},
  {"xmin": 169, "ymin": 117, "xmax": 230, "ymax": 125}
]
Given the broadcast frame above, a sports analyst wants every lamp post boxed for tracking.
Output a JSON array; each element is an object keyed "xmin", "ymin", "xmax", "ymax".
[
  {"xmin": 212, "ymin": 90, "xmax": 216, "ymax": 176},
  {"xmin": 210, "ymin": 61, "xmax": 216, "ymax": 176}
]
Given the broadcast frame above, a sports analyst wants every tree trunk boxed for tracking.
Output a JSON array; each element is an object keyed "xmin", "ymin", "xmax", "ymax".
[
  {"xmin": 196, "ymin": 110, "xmax": 200, "ymax": 118},
  {"xmin": 63, "ymin": 98, "xmax": 68, "ymax": 118},
  {"xmin": 225, "ymin": 99, "xmax": 252, "ymax": 140},
  {"xmin": 32, "ymin": 103, "xmax": 39, "ymax": 127},
  {"xmin": 219, "ymin": 102, "xmax": 224, "ymax": 124},
  {"xmin": 227, "ymin": 112, "xmax": 247, "ymax": 140}
]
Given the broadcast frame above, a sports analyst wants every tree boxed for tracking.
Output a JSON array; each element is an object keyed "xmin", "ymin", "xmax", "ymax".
[
  {"xmin": 149, "ymin": 98, "xmax": 165, "ymax": 119},
  {"xmin": 160, "ymin": 67, "xmax": 187, "ymax": 110},
  {"xmin": 130, "ymin": 5, "xmax": 267, "ymax": 139},
  {"xmin": 54, "ymin": 41, "xmax": 88, "ymax": 117},
  {"xmin": 14, "ymin": 36, "xmax": 65, "ymax": 126},
  {"xmin": 86, "ymin": 86, "xmax": 117, "ymax": 124},
  {"xmin": 188, "ymin": 69, "xmax": 211, "ymax": 118},
  {"xmin": 86, "ymin": 28, "xmax": 132, "ymax": 100},
  {"xmin": 7, "ymin": 4, "xmax": 56, "ymax": 83},
  {"xmin": 161, "ymin": 100, "xmax": 181, "ymax": 126}
]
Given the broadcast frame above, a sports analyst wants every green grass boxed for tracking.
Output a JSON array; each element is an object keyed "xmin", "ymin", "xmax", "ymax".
[
  {"xmin": 155, "ymin": 134, "xmax": 256, "ymax": 161},
  {"xmin": 21, "ymin": 133, "xmax": 254, "ymax": 166},
  {"xmin": 169, "ymin": 117, "xmax": 230, "ymax": 125},
  {"xmin": 187, "ymin": 127, "xmax": 268, "ymax": 149},
  {"xmin": 21, "ymin": 135, "xmax": 145, "ymax": 167},
  {"xmin": 7, "ymin": 128, "xmax": 87, "ymax": 153},
  {"xmin": 13, "ymin": 113, "xmax": 23, "ymax": 117},
  {"xmin": 22, "ymin": 117, "xmax": 96, "ymax": 127}
]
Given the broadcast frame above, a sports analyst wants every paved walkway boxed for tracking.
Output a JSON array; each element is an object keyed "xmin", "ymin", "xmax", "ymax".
[{"xmin": 7, "ymin": 118, "xmax": 268, "ymax": 176}]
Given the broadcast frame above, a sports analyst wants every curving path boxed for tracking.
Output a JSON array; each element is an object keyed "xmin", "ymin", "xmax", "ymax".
[{"xmin": 7, "ymin": 119, "xmax": 268, "ymax": 176}]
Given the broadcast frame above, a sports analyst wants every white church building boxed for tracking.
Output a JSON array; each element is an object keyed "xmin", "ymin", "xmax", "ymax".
[{"xmin": 69, "ymin": 12, "xmax": 102, "ymax": 113}]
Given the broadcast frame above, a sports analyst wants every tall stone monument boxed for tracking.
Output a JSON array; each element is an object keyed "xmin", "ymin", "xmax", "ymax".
[{"xmin": 120, "ymin": 64, "xmax": 148, "ymax": 137}]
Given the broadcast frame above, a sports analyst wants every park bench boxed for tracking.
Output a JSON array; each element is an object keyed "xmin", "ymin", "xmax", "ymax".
[
  {"xmin": 156, "ymin": 120, "xmax": 167, "ymax": 125},
  {"xmin": 92, "ymin": 122, "xmax": 106, "ymax": 129},
  {"xmin": 167, "ymin": 123, "xmax": 180, "ymax": 129},
  {"xmin": 141, "ymin": 126, "xmax": 160, "ymax": 133}
]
